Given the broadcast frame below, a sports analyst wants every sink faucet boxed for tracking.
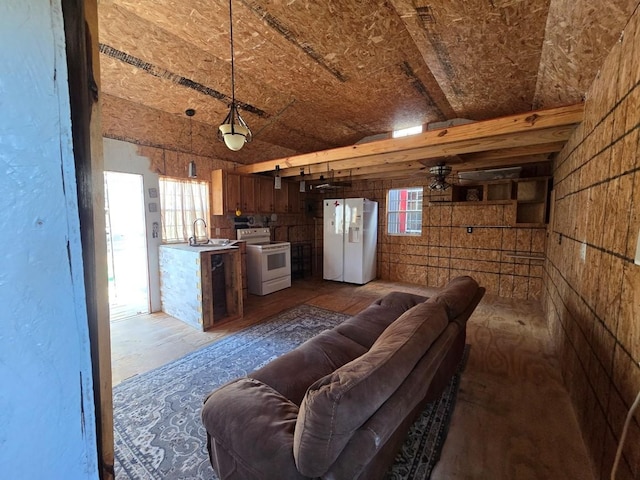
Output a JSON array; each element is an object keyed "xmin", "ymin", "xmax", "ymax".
[{"xmin": 189, "ymin": 218, "xmax": 208, "ymax": 246}]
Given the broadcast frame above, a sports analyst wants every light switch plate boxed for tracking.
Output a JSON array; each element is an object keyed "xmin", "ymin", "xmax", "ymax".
[{"xmin": 635, "ymin": 227, "xmax": 640, "ymax": 265}]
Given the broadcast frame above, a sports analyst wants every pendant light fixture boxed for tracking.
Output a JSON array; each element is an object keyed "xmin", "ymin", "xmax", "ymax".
[
  {"xmin": 218, "ymin": 0, "xmax": 252, "ymax": 151},
  {"xmin": 186, "ymin": 108, "xmax": 197, "ymax": 178},
  {"xmin": 299, "ymin": 168, "xmax": 306, "ymax": 193},
  {"xmin": 274, "ymin": 165, "xmax": 282, "ymax": 190}
]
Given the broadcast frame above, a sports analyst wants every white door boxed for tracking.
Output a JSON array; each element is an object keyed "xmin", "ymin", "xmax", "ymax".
[
  {"xmin": 323, "ymin": 199, "xmax": 345, "ymax": 281},
  {"xmin": 104, "ymin": 171, "xmax": 150, "ymax": 320}
]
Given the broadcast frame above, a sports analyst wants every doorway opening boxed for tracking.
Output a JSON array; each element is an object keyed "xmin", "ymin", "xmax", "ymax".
[{"xmin": 104, "ymin": 171, "xmax": 150, "ymax": 321}]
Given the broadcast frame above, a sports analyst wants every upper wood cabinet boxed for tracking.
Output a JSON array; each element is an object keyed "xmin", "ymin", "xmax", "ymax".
[
  {"xmin": 212, "ymin": 169, "xmax": 276, "ymax": 215},
  {"xmin": 274, "ymin": 181, "xmax": 289, "ymax": 213},
  {"xmin": 274, "ymin": 180, "xmax": 305, "ymax": 213},
  {"xmin": 212, "ymin": 170, "xmax": 237, "ymax": 215},
  {"xmin": 212, "ymin": 170, "xmax": 252, "ymax": 215},
  {"xmin": 256, "ymin": 176, "xmax": 274, "ymax": 213},
  {"xmin": 240, "ymin": 175, "xmax": 256, "ymax": 213},
  {"xmin": 288, "ymin": 183, "xmax": 301, "ymax": 213}
]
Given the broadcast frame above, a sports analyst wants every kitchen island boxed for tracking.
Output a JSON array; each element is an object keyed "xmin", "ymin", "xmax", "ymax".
[{"xmin": 159, "ymin": 243, "xmax": 243, "ymax": 330}]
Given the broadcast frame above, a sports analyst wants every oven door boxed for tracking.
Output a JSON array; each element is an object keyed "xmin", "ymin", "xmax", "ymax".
[{"xmin": 260, "ymin": 245, "xmax": 291, "ymax": 282}]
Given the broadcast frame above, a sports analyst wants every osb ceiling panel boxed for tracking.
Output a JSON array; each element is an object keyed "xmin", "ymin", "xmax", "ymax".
[
  {"xmin": 391, "ymin": 0, "xmax": 551, "ymax": 119},
  {"xmin": 533, "ymin": 0, "xmax": 638, "ymax": 108},
  {"xmin": 97, "ymin": 0, "xmax": 635, "ymax": 171}
]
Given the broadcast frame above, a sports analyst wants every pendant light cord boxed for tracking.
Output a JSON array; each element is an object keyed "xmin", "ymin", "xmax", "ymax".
[{"xmin": 228, "ymin": 0, "xmax": 236, "ymax": 106}]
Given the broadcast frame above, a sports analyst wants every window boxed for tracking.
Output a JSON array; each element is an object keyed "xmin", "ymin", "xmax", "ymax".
[
  {"xmin": 392, "ymin": 125, "xmax": 423, "ymax": 138},
  {"xmin": 387, "ymin": 187, "xmax": 423, "ymax": 235},
  {"xmin": 159, "ymin": 177, "xmax": 210, "ymax": 243}
]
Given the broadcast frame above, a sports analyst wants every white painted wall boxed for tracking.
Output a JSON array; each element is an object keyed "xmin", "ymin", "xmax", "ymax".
[
  {"xmin": 103, "ymin": 138, "xmax": 163, "ymax": 312},
  {"xmin": 0, "ymin": 1, "xmax": 99, "ymax": 478}
]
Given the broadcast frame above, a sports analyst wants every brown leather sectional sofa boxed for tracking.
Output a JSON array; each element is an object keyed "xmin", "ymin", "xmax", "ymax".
[{"xmin": 201, "ymin": 276, "xmax": 485, "ymax": 479}]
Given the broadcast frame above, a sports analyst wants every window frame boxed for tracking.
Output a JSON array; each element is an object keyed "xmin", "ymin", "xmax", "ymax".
[{"xmin": 386, "ymin": 187, "xmax": 424, "ymax": 236}]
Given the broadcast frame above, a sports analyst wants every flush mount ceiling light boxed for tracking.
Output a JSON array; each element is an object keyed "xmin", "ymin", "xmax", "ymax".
[
  {"xmin": 428, "ymin": 163, "xmax": 452, "ymax": 191},
  {"xmin": 217, "ymin": 0, "xmax": 252, "ymax": 151},
  {"xmin": 186, "ymin": 108, "xmax": 197, "ymax": 178}
]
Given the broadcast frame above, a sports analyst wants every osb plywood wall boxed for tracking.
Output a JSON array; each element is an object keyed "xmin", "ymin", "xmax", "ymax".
[
  {"xmin": 339, "ymin": 180, "xmax": 546, "ymax": 300},
  {"xmin": 542, "ymin": 6, "xmax": 640, "ymax": 479}
]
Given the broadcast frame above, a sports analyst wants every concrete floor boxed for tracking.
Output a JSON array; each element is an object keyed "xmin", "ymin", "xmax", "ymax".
[{"xmin": 110, "ymin": 277, "xmax": 595, "ymax": 479}]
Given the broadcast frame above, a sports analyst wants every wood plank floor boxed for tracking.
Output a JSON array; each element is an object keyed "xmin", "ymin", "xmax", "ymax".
[{"xmin": 110, "ymin": 277, "xmax": 595, "ymax": 480}]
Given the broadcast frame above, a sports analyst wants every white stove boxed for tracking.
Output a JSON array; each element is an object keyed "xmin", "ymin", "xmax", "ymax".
[{"xmin": 237, "ymin": 228, "xmax": 291, "ymax": 296}]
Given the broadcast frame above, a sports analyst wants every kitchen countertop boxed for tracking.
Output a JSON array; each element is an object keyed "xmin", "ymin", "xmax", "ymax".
[{"xmin": 160, "ymin": 243, "xmax": 240, "ymax": 253}]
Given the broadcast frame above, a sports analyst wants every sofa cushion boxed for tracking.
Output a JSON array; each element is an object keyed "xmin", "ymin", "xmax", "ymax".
[
  {"xmin": 375, "ymin": 291, "xmax": 428, "ymax": 311},
  {"xmin": 426, "ymin": 276, "xmax": 479, "ymax": 321},
  {"xmin": 335, "ymin": 292, "xmax": 428, "ymax": 348},
  {"xmin": 249, "ymin": 329, "xmax": 368, "ymax": 406},
  {"xmin": 292, "ymin": 301, "xmax": 449, "ymax": 477},
  {"xmin": 334, "ymin": 304, "xmax": 401, "ymax": 348}
]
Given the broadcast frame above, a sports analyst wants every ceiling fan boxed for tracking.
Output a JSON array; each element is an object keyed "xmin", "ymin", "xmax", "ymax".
[{"xmin": 428, "ymin": 162, "xmax": 454, "ymax": 191}]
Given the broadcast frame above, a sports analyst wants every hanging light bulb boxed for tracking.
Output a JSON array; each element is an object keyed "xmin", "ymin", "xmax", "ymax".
[
  {"xmin": 274, "ymin": 165, "xmax": 282, "ymax": 190},
  {"xmin": 186, "ymin": 108, "xmax": 197, "ymax": 178},
  {"xmin": 299, "ymin": 168, "xmax": 306, "ymax": 193},
  {"xmin": 218, "ymin": 0, "xmax": 252, "ymax": 151}
]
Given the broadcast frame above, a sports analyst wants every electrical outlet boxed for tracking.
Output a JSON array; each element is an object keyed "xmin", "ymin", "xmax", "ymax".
[
  {"xmin": 580, "ymin": 242, "xmax": 587, "ymax": 261},
  {"xmin": 215, "ymin": 227, "xmax": 221, "ymax": 236}
]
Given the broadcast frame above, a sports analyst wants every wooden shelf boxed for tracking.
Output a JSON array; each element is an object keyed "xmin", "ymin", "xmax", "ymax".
[
  {"xmin": 429, "ymin": 199, "xmax": 514, "ymax": 206},
  {"xmin": 515, "ymin": 177, "xmax": 549, "ymax": 225},
  {"xmin": 443, "ymin": 177, "xmax": 550, "ymax": 227}
]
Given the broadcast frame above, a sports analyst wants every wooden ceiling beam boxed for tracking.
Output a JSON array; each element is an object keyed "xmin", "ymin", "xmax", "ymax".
[
  {"xmin": 283, "ymin": 141, "xmax": 564, "ymax": 180},
  {"xmin": 235, "ymin": 103, "xmax": 583, "ymax": 175},
  {"xmin": 458, "ymin": 142, "xmax": 564, "ymax": 163},
  {"xmin": 273, "ymin": 124, "xmax": 574, "ymax": 181},
  {"xmin": 280, "ymin": 160, "xmax": 428, "ymax": 179}
]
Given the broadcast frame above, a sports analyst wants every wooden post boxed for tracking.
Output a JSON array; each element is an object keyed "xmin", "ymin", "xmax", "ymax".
[{"xmin": 61, "ymin": 0, "xmax": 114, "ymax": 478}]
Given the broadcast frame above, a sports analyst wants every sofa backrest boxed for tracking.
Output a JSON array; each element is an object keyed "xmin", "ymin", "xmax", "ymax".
[
  {"xmin": 426, "ymin": 275, "xmax": 479, "ymax": 322},
  {"xmin": 292, "ymin": 301, "xmax": 449, "ymax": 477},
  {"xmin": 249, "ymin": 329, "xmax": 368, "ymax": 406}
]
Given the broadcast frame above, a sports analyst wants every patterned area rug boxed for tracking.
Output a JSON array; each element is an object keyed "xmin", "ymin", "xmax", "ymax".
[{"xmin": 113, "ymin": 304, "xmax": 467, "ymax": 479}]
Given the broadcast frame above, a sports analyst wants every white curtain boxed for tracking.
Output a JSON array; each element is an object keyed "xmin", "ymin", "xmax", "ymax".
[{"xmin": 159, "ymin": 176, "xmax": 210, "ymax": 243}]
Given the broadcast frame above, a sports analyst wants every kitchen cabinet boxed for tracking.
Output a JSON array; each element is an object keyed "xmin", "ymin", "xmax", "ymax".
[
  {"xmin": 288, "ymin": 182, "xmax": 301, "ymax": 213},
  {"xmin": 212, "ymin": 170, "xmax": 238, "ymax": 215},
  {"xmin": 213, "ymin": 169, "xmax": 291, "ymax": 215},
  {"xmin": 240, "ymin": 175, "xmax": 256, "ymax": 213},
  {"xmin": 274, "ymin": 180, "xmax": 302, "ymax": 213},
  {"xmin": 256, "ymin": 176, "xmax": 274, "ymax": 213},
  {"xmin": 274, "ymin": 181, "xmax": 289, "ymax": 213},
  {"xmin": 212, "ymin": 170, "xmax": 256, "ymax": 215}
]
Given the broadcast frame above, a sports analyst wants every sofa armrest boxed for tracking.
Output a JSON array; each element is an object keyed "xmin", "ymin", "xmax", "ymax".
[{"xmin": 201, "ymin": 378, "xmax": 305, "ymax": 480}]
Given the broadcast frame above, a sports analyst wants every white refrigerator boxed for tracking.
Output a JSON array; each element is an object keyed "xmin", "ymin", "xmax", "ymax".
[{"xmin": 323, "ymin": 198, "xmax": 378, "ymax": 284}]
